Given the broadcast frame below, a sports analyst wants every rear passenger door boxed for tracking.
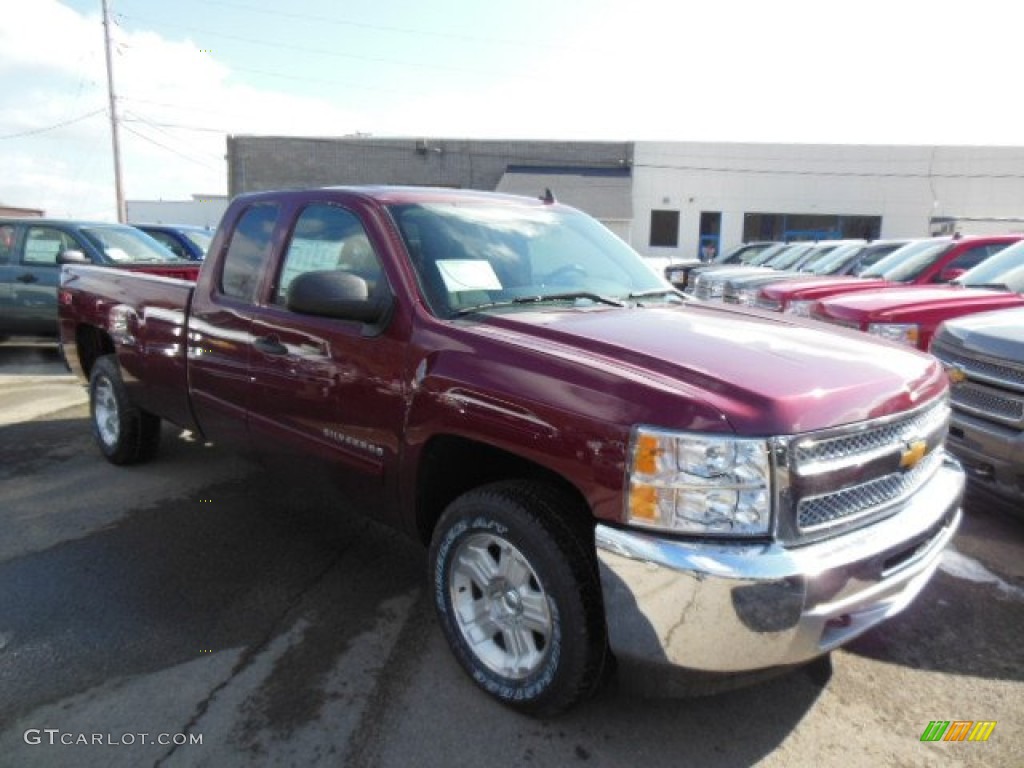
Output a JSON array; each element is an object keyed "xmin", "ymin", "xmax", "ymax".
[{"xmin": 188, "ymin": 201, "xmax": 283, "ymax": 447}]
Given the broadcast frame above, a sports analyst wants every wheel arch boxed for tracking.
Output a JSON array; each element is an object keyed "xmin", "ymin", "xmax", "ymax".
[
  {"xmin": 413, "ymin": 435, "xmax": 595, "ymax": 550},
  {"xmin": 75, "ymin": 325, "xmax": 115, "ymax": 380}
]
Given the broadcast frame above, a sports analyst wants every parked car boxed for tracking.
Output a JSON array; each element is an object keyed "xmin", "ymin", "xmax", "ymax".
[
  {"xmin": 930, "ymin": 307, "xmax": 1024, "ymax": 514},
  {"xmin": 692, "ymin": 241, "xmax": 844, "ymax": 300},
  {"xmin": 0, "ymin": 218, "xmax": 199, "ymax": 339},
  {"xmin": 754, "ymin": 235, "xmax": 1021, "ymax": 315},
  {"xmin": 722, "ymin": 240, "xmax": 908, "ymax": 306},
  {"xmin": 665, "ymin": 240, "xmax": 779, "ymax": 289},
  {"xmin": 132, "ymin": 223, "xmax": 213, "ymax": 261},
  {"xmin": 810, "ymin": 239, "xmax": 1024, "ymax": 349},
  {"xmin": 59, "ymin": 186, "xmax": 962, "ymax": 715},
  {"xmin": 677, "ymin": 242, "xmax": 793, "ymax": 293}
]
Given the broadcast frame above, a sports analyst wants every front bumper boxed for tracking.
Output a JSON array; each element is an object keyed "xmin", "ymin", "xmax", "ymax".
[
  {"xmin": 947, "ymin": 410, "xmax": 1024, "ymax": 509},
  {"xmin": 596, "ymin": 455, "xmax": 963, "ymax": 674}
]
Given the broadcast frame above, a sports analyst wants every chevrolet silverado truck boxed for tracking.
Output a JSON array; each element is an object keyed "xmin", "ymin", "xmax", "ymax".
[
  {"xmin": 58, "ymin": 186, "xmax": 964, "ymax": 715},
  {"xmin": 754, "ymin": 235, "xmax": 1021, "ymax": 315},
  {"xmin": 931, "ymin": 307, "xmax": 1024, "ymax": 514},
  {"xmin": 0, "ymin": 218, "xmax": 199, "ymax": 340},
  {"xmin": 810, "ymin": 239, "xmax": 1024, "ymax": 349}
]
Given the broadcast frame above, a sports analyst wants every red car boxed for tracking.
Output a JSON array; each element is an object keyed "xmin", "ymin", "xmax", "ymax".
[
  {"xmin": 754, "ymin": 235, "xmax": 1022, "ymax": 315},
  {"xmin": 809, "ymin": 240, "xmax": 1024, "ymax": 349}
]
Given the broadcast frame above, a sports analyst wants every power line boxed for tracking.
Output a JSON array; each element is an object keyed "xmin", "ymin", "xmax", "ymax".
[
  {"xmin": 0, "ymin": 109, "xmax": 106, "ymax": 140},
  {"xmin": 119, "ymin": 122, "xmax": 222, "ymax": 172},
  {"xmin": 116, "ymin": 13, "xmax": 550, "ymax": 81},
  {"xmin": 133, "ymin": 0, "xmax": 603, "ymax": 55}
]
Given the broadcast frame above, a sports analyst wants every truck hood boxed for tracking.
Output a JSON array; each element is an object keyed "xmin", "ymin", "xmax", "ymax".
[
  {"xmin": 466, "ymin": 302, "xmax": 946, "ymax": 436},
  {"xmin": 818, "ymin": 286, "xmax": 1024, "ymax": 322},
  {"xmin": 935, "ymin": 306, "xmax": 1024, "ymax": 360},
  {"xmin": 762, "ymin": 276, "xmax": 892, "ymax": 300}
]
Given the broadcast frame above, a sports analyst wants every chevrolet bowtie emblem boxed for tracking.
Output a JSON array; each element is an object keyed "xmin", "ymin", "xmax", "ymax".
[
  {"xmin": 900, "ymin": 439, "xmax": 928, "ymax": 470},
  {"xmin": 946, "ymin": 364, "xmax": 968, "ymax": 385}
]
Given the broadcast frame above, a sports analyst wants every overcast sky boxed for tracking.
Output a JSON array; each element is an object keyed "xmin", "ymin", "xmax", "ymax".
[{"xmin": 1, "ymin": 0, "xmax": 1021, "ymax": 220}]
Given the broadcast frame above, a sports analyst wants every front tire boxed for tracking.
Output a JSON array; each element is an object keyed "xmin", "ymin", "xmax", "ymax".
[
  {"xmin": 89, "ymin": 355, "xmax": 161, "ymax": 465},
  {"xmin": 429, "ymin": 481, "xmax": 607, "ymax": 716}
]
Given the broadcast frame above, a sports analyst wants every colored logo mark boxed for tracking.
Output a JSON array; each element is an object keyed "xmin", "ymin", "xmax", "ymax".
[{"xmin": 920, "ymin": 721, "xmax": 996, "ymax": 742}]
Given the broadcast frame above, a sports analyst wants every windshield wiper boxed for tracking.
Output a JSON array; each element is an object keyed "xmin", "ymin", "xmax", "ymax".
[
  {"xmin": 513, "ymin": 291, "xmax": 625, "ymax": 307},
  {"xmin": 451, "ymin": 292, "xmax": 625, "ymax": 318},
  {"xmin": 961, "ymin": 282, "xmax": 1009, "ymax": 291},
  {"xmin": 627, "ymin": 289, "xmax": 687, "ymax": 302}
]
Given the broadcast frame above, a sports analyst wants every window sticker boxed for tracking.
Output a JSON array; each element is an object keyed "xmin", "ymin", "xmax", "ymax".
[
  {"xmin": 105, "ymin": 248, "xmax": 132, "ymax": 262},
  {"xmin": 436, "ymin": 259, "xmax": 502, "ymax": 292}
]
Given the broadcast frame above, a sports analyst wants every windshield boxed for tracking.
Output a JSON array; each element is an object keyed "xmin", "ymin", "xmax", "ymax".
[
  {"xmin": 860, "ymin": 239, "xmax": 952, "ymax": 281},
  {"xmin": 82, "ymin": 225, "xmax": 179, "ymax": 263},
  {"xmin": 958, "ymin": 240, "xmax": 1024, "ymax": 292},
  {"xmin": 387, "ymin": 202, "xmax": 670, "ymax": 317},
  {"xmin": 767, "ymin": 243, "xmax": 816, "ymax": 269},
  {"xmin": 745, "ymin": 243, "xmax": 790, "ymax": 265},
  {"xmin": 808, "ymin": 242, "xmax": 864, "ymax": 275},
  {"xmin": 183, "ymin": 229, "xmax": 213, "ymax": 255}
]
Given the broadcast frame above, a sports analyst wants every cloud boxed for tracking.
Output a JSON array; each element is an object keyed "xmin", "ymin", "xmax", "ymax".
[{"xmin": 0, "ymin": 0, "xmax": 363, "ymax": 219}]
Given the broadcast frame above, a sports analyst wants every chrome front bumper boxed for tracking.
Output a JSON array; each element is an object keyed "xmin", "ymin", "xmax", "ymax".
[{"xmin": 596, "ymin": 455, "xmax": 963, "ymax": 673}]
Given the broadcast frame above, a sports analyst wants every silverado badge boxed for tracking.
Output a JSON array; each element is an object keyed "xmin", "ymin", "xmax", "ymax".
[
  {"xmin": 946, "ymin": 363, "xmax": 968, "ymax": 386},
  {"xmin": 900, "ymin": 439, "xmax": 928, "ymax": 470}
]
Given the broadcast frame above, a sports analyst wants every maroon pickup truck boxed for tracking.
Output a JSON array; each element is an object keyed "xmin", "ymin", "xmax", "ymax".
[{"xmin": 58, "ymin": 186, "xmax": 964, "ymax": 715}]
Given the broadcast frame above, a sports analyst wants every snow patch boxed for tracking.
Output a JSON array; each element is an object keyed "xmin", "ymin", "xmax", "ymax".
[{"xmin": 940, "ymin": 549, "xmax": 1024, "ymax": 601}]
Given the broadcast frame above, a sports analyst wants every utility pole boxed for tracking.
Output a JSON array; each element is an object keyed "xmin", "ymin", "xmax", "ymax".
[{"xmin": 102, "ymin": 0, "xmax": 126, "ymax": 222}]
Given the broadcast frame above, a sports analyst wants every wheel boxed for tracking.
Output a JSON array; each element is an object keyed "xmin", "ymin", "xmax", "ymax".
[
  {"xmin": 89, "ymin": 355, "xmax": 161, "ymax": 465},
  {"xmin": 429, "ymin": 480, "xmax": 607, "ymax": 716}
]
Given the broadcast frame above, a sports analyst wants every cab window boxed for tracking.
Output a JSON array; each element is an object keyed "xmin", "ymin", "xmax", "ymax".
[
  {"xmin": 273, "ymin": 204, "xmax": 384, "ymax": 306},
  {"xmin": 220, "ymin": 204, "xmax": 280, "ymax": 302}
]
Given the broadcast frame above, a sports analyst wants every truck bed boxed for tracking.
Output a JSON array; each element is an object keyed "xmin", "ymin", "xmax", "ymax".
[{"xmin": 59, "ymin": 265, "xmax": 200, "ymax": 434}]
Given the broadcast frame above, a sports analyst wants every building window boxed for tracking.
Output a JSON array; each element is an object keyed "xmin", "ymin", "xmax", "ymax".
[{"xmin": 649, "ymin": 210, "xmax": 680, "ymax": 247}]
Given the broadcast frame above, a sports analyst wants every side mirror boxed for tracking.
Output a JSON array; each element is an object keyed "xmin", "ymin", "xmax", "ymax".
[
  {"xmin": 287, "ymin": 270, "xmax": 392, "ymax": 324},
  {"xmin": 57, "ymin": 249, "xmax": 91, "ymax": 265}
]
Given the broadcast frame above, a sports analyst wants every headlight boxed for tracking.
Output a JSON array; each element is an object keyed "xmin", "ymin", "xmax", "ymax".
[
  {"xmin": 785, "ymin": 300, "xmax": 816, "ymax": 317},
  {"xmin": 626, "ymin": 428, "xmax": 773, "ymax": 536},
  {"xmin": 756, "ymin": 296, "xmax": 782, "ymax": 311},
  {"xmin": 868, "ymin": 323, "xmax": 920, "ymax": 346},
  {"xmin": 737, "ymin": 288, "xmax": 760, "ymax": 306}
]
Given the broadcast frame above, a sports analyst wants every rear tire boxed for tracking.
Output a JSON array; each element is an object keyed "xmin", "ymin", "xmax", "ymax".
[
  {"xmin": 89, "ymin": 355, "xmax": 161, "ymax": 465},
  {"xmin": 429, "ymin": 480, "xmax": 607, "ymax": 716}
]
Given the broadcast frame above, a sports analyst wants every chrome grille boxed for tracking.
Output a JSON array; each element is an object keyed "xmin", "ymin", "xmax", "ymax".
[
  {"xmin": 931, "ymin": 341, "xmax": 1024, "ymax": 390},
  {"xmin": 794, "ymin": 400, "xmax": 949, "ymax": 473},
  {"xmin": 786, "ymin": 398, "xmax": 950, "ymax": 539},
  {"xmin": 950, "ymin": 382, "xmax": 1024, "ymax": 427},
  {"xmin": 797, "ymin": 449, "xmax": 943, "ymax": 531}
]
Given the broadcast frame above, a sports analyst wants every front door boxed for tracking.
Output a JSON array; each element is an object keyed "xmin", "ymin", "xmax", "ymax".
[{"xmin": 246, "ymin": 201, "xmax": 408, "ymax": 521}]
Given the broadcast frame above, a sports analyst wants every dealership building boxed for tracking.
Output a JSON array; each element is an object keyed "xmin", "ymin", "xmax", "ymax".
[{"xmin": 225, "ymin": 136, "xmax": 1024, "ymax": 261}]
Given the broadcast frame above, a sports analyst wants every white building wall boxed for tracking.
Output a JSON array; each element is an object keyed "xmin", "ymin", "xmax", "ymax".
[
  {"xmin": 126, "ymin": 195, "xmax": 229, "ymax": 229},
  {"xmin": 630, "ymin": 142, "xmax": 1024, "ymax": 258}
]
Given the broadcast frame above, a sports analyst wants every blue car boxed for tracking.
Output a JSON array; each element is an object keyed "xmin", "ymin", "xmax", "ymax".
[{"xmin": 132, "ymin": 223, "xmax": 213, "ymax": 261}]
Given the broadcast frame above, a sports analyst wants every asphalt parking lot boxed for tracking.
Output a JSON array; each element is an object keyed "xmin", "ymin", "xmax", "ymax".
[{"xmin": 0, "ymin": 341, "xmax": 1021, "ymax": 768}]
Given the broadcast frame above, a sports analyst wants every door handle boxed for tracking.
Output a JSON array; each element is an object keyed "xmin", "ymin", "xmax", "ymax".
[
  {"xmin": 16, "ymin": 273, "xmax": 38, "ymax": 284},
  {"xmin": 253, "ymin": 336, "xmax": 288, "ymax": 356}
]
